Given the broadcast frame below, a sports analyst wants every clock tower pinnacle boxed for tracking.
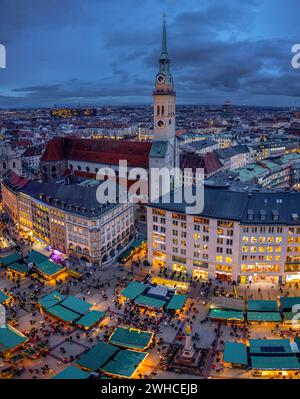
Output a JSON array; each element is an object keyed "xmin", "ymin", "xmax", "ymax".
[{"xmin": 153, "ymin": 15, "xmax": 177, "ymax": 160}]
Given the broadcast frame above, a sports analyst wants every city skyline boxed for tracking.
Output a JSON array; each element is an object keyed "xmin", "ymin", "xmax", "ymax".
[{"xmin": 1, "ymin": 0, "xmax": 300, "ymax": 108}]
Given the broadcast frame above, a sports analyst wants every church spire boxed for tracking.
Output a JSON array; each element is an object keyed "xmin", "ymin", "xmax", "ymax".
[{"xmin": 162, "ymin": 14, "xmax": 168, "ymax": 55}]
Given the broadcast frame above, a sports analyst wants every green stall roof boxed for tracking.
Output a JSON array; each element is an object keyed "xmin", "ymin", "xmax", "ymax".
[
  {"xmin": 166, "ymin": 294, "xmax": 187, "ymax": 310},
  {"xmin": 223, "ymin": 342, "xmax": 248, "ymax": 366},
  {"xmin": 0, "ymin": 252, "xmax": 22, "ymax": 267},
  {"xmin": 53, "ymin": 365, "xmax": 90, "ymax": 379},
  {"xmin": 109, "ymin": 327, "xmax": 153, "ymax": 350},
  {"xmin": 121, "ymin": 281, "xmax": 146, "ymax": 300},
  {"xmin": 25, "ymin": 250, "xmax": 48, "ymax": 265},
  {"xmin": 47, "ymin": 304, "xmax": 81, "ymax": 323},
  {"xmin": 209, "ymin": 309, "xmax": 244, "ymax": 321},
  {"xmin": 76, "ymin": 341, "xmax": 118, "ymax": 371},
  {"xmin": 7, "ymin": 262, "xmax": 29, "ymax": 274},
  {"xmin": 294, "ymin": 339, "xmax": 300, "ymax": 352},
  {"xmin": 76, "ymin": 310, "xmax": 105, "ymax": 329},
  {"xmin": 101, "ymin": 350, "xmax": 147, "ymax": 378},
  {"xmin": 0, "ymin": 325, "xmax": 27, "ymax": 353},
  {"xmin": 0, "ymin": 290, "xmax": 9, "ymax": 304},
  {"xmin": 251, "ymin": 356, "xmax": 300, "ymax": 371},
  {"xmin": 60, "ymin": 296, "xmax": 92, "ymax": 315},
  {"xmin": 247, "ymin": 312, "xmax": 281, "ymax": 322},
  {"xmin": 39, "ymin": 291, "xmax": 65, "ymax": 310},
  {"xmin": 135, "ymin": 295, "xmax": 166, "ymax": 309},
  {"xmin": 249, "ymin": 339, "xmax": 293, "ymax": 355},
  {"xmin": 36, "ymin": 259, "xmax": 64, "ymax": 277},
  {"xmin": 280, "ymin": 297, "xmax": 300, "ymax": 311},
  {"xmin": 247, "ymin": 300, "xmax": 279, "ymax": 312}
]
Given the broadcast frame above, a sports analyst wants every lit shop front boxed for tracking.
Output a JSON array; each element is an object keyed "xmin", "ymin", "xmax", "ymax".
[
  {"xmin": 215, "ymin": 264, "xmax": 232, "ymax": 281},
  {"xmin": 285, "ymin": 263, "xmax": 300, "ymax": 282},
  {"xmin": 152, "ymin": 250, "xmax": 166, "ymax": 269},
  {"xmin": 192, "ymin": 261, "xmax": 209, "ymax": 280},
  {"xmin": 240, "ymin": 264, "xmax": 280, "ymax": 284}
]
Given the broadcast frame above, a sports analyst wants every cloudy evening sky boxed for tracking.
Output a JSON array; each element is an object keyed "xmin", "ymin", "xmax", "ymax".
[{"xmin": 0, "ymin": 0, "xmax": 300, "ymax": 107}]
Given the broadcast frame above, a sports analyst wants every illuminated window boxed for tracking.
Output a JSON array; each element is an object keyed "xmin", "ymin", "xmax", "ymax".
[
  {"xmin": 194, "ymin": 233, "xmax": 200, "ymax": 240},
  {"xmin": 216, "ymin": 255, "xmax": 223, "ymax": 262}
]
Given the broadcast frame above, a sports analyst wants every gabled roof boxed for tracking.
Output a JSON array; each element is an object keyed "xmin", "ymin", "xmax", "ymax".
[{"xmin": 76, "ymin": 341, "xmax": 118, "ymax": 371}]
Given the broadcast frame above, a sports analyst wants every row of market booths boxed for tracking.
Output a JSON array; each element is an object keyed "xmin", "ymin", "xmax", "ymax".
[
  {"xmin": 209, "ymin": 297, "xmax": 300, "ymax": 325},
  {"xmin": 223, "ymin": 339, "xmax": 300, "ymax": 378},
  {"xmin": 0, "ymin": 250, "xmax": 67, "ymax": 282},
  {"xmin": 119, "ymin": 280, "xmax": 188, "ymax": 313},
  {"xmin": 53, "ymin": 326, "xmax": 154, "ymax": 379}
]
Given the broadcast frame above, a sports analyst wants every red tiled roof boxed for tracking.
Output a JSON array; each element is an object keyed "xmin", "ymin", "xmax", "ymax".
[
  {"xmin": 5, "ymin": 171, "xmax": 29, "ymax": 190},
  {"xmin": 180, "ymin": 152, "xmax": 222, "ymax": 176},
  {"xmin": 41, "ymin": 137, "xmax": 152, "ymax": 168}
]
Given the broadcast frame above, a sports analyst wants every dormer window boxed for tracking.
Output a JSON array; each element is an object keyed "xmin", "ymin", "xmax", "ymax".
[
  {"xmin": 247, "ymin": 210, "xmax": 254, "ymax": 221},
  {"xmin": 260, "ymin": 210, "xmax": 266, "ymax": 221},
  {"xmin": 272, "ymin": 210, "xmax": 279, "ymax": 221}
]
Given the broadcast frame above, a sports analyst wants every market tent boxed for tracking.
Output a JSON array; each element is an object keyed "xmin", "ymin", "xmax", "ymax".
[
  {"xmin": 135, "ymin": 295, "xmax": 166, "ymax": 309},
  {"xmin": 251, "ymin": 356, "xmax": 300, "ymax": 371},
  {"xmin": 247, "ymin": 300, "xmax": 279, "ymax": 312},
  {"xmin": 280, "ymin": 297, "xmax": 300, "ymax": 312},
  {"xmin": 76, "ymin": 341, "xmax": 118, "ymax": 371},
  {"xmin": 47, "ymin": 304, "xmax": 81, "ymax": 323},
  {"xmin": 25, "ymin": 250, "xmax": 48, "ymax": 265},
  {"xmin": 109, "ymin": 327, "xmax": 153, "ymax": 350},
  {"xmin": 223, "ymin": 342, "xmax": 248, "ymax": 366},
  {"xmin": 0, "ymin": 325, "xmax": 28, "ymax": 354},
  {"xmin": 7, "ymin": 262, "xmax": 29, "ymax": 274},
  {"xmin": 121, "ymin": 281, "xmax": 146, "ymax": 300},
  {"xmin": 35, "ymin": 259, "xmax": 64, "ymax": 278},
  {"xmin": 60, "ymin": 296, "xmax": 92, "ymax": 315},
  {"xmin": 76, "ymin": 310, "xmax": 106, "ymax": 329},
  {"xmin": 249, "ymin": 339, "xmax": 293, "ymax": 355},
  {"xmin": 166, "ymin": 294, "xmax": 187, "ymax": 311},
  {"xmin": 101, "ymin": 349, "xmax": 147, "ymax": 378},
  {"xmin": 53, "ymin": 365, "xmax": 90, "ymax": 379},
  {"xmin": 0, "ymin": 253, "xmax": 22, "ymax": 267},
  {"xmin": 247, "ymin": 312, "xmax": 281, "ymax": 322},
  {"xmin": 0, "ymin": 290, "xmax": 9, "ymax": 304},
  {"xmin": 282, "ymin": 312, "xmax": 300, "ymax": 324},
  {"xmin": 209, "ymin": 309, "xmax": 244, "ymax": 321}
]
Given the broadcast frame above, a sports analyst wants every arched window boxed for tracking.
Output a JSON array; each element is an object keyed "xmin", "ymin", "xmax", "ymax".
[
  {"xmin": 51, "ymin": 166, "xmax": 56, "ymax": 172},
  {"xmin": 86, "ymin": 166, "xmax": 90, "ymax": 172},
  {"xmin": 78, "ymin": 165, "xmax": 81, "ymax": 171},
  {"xmin": 162, "ymin": 105, "xmax": 164, "ymax": 115},
  {"xmin": 2, "ymin": 162, "xmax": 6, "ymax": 169},
  {"xmin": 157, "ymin": 106, "xmax": 160, "ymax": 116},
  {"xmin": 70, "ymin": 164, "xmax": 73, "ymax": 170}
]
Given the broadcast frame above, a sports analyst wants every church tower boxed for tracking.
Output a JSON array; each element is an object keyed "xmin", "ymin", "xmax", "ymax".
[{"xmin": 151, "ymin": 15, "xmax": 178, "ymax": 172}]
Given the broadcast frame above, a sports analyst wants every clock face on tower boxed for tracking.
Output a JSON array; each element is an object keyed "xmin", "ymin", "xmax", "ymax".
[
  {"xmin": 157, "ymin": 119, "xmax": 165, "ymax": 128},
  {"xmin": 156, "ymin": 73, "xmax": 165, "ymax": 84}
]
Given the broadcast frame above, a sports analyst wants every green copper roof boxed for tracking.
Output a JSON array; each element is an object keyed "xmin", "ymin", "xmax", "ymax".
[
  {"xmin": 101, "ymin": 350, "xmax": 147, "ymax": 378},
  {"xmin": 47, "ymin": 304, "xmax": 81, "ymax": 323},
  {"xmin": 0, "ymin": 252, "xmax": 22, "ymax": 267},
  {"xmin": 109, "ymin": 327, "xmax": 153, "ymax": 350},
  {"xmin": 53, "ymin": 365, "xmax": 90, "ymax": 379},
  {"xmin": 36, "ymin": 259, "xmax": 64, "ymax": 277},
  {"xmin": 76, "ymin": 341, "xmax": 118, "ymax": 371},
  {"xmin": 39, "ymin": 290, "xmax": 65, "ymax": 310},
  {"xmin": 223, "ymin": 342, "xmax": 248, "ymax": 366},
  {"xmin": 251, "ymin": 356, "xmax": 300, "ymax": 371},
  {"xmin": 166, "ymin": 294, "xmax": 187, "ymax": 310},
  {"xmin": 76, "ymin": 310, "xmax": 105, "ymax": 329},
  {"xmin": 280, "ymin": 297, "xmax": 300, "ymax": 311},
  {"xmin": 0, "ymin": 290, "xmax": 9, "ymax": 304},
  {"xmin": 7, "ymin": 262, "xmax": 29, "ymax": 274},
  {"xmin": 0, "ymin": 325, "xmax": 27, "ymax": 353},
  {"xmin": 247, "ymin": 300, "xmax": 279, "ymax": 312},
  {"xmin": 135, "ymin": 295, "xmax": 166, "ymax": 309},
  {"xmin": 149, "ymin": 141, "xmax": 168, "ymax": 158},
  {"xmin": 121, "ymin": 281, "xmax": 146, "ymax": 300},
  {"xmin": 25, "ymin": 250, "xmax": 48, "ymax": 265},
  {"xmin": 249, "ymin": 339, "xmax": 293, "ymax": 355},
  {"xmin": 60, "ymin": 296, "xmax": 92, "ymax": 315}
]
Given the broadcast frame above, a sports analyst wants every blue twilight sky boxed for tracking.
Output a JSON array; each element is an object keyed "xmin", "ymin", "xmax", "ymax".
[{"xmin": 0, "ymin": 0, "xmax": 300, "ymax": 107}]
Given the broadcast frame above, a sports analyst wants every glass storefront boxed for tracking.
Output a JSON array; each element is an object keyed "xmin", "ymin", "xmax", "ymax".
[
  {"xmin": 192, "ymin": 269, "xmax": 209, "ymax": 280},
  {"xmin": 172, "ymin": 263, "xmax": 187, "ymax": 273}
]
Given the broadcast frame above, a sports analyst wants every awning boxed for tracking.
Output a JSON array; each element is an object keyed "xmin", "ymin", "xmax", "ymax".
[
  {"xmin": 76, "ymin": 310, "xmax": 105, "ymax": 329},
  {"xmin": 101, "ymin": 350, "xmax": 147, "ymax": 378},
  {"xmin": 0, "ymin": 253, "xmax": 22, "ymax": 267},
  {"xmin": 36, "ymin": 259, "xmax": 64, "ymax": 278},
  {"xmin": 0, "ymin": 325, "xmax": 28, "ymax": 354},
  {"xmin": 247, "ymin": 312, "xmax": 282, "ymax": 322},
  {"xmin": 135, "ymin": 295, "xmax": 166, "ymax": 309},
  {"xmin": 7, "ymin": 262, "xmax": 29, "ymax": 274},
  {"xmin": 25, "ymin": 250, "xmax": 48, "ymax": 265},
  {"xmin": 39, "ymin": 291, "xmax": 65, "ymax": 310},
  {"xmin": 209, "ymin": 309, "xmax": 244, "ymax": 321}
]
